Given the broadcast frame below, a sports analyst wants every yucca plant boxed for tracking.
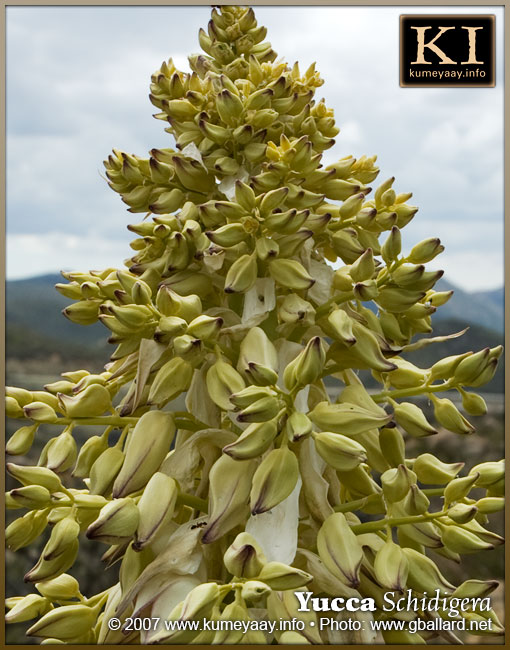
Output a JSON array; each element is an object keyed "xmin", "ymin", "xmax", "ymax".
[{"xmin": 5, "ymin": 5, "xmax": 504, "ymax": 644}]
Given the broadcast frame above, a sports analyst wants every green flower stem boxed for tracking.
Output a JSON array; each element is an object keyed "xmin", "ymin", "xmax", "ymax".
[
  {"xmin": 213, "ymin": 341, "xmax": 237, "ymax": 365},
  {"xmin": 234, "ymin": 585, "xmax": 245, "ymax": 606},
  {"xmin": 173, "ymin": 411, "xmax": 209, "ymax": 431},
  {"xmin": 63, "ymin": 421, "xmax": 77, "ymax": 435},
  {"xmin": 218, "ymin": 584, "xmax": 234, "ymax": 599},
  {"xmin": 42, "ymin": 411, "xmax": 208, "ymax": 432},
  {"xmin": 108, "ymin": 373, "xmax": 136, "ymax": 394},
  {"xmin": 50, "ymin": 499, "xmax": 73, "ymax": 507},
  {"xmin": 278, "ymin": 389, "xmax": 295, "ymax": 410},
  {"xmin": 320, "ymin": 363, "xmax": 346, "ymax": 379},
  {"xmin": 375, "ymin": 269, "xmax": 390, "ymax": 286},
  {"xmin": 334, "ymin": 496, "xmax": 370, "ymax": 513},
  {"xmin": 351, "ymin": 510, "xmax": 445, "ymax": 534},
  {"xmin": 316, "ymin": 291, "xmax": 354, "ymax": 318},
  {"xmin": 114, "ymin": 425, "xmax": 131, "ymax": 449},
  {"xmin": 100, "ymin": 425, "xmax": 114, "ymax": 441},
  {"xmin": 177, "ymin": 492, "xmax": 208, "ymax": 512},
  {"xmin": 335, "ymin": 488, "xmax": 445, "ymax": 514},
  {"xmin": 29, "ymin": 406, "xmax": 209, "ymax": 432},
  {"xmin": 371, "ymin": 380, "xmax": 454, "ymax": 403},
  {"xmin": 49, "ymin": 416, "xmax": 140, "ymax": 427},
  {"xmin": 422, "ymin": 488, "xmax": 445, "ymax": 497},
  {"xmin": 84, "ymin": 588, "xmax": 114, "ymax": 611}
]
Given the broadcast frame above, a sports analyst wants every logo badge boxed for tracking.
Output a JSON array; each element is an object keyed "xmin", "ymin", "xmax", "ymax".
[{"xmin": 400, "ymin": 15, "xmax": 495, "ymax": 87}]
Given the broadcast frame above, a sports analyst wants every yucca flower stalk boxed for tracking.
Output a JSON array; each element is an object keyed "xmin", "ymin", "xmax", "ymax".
[{"xmin": 5, "ymin": 6, "xmax": 504, "ymax": 644}]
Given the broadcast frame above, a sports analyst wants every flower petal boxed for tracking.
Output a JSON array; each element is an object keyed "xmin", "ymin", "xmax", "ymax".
[{"xmin": 246, "ymin": 475, "xmax": 302, "ymax": 564}]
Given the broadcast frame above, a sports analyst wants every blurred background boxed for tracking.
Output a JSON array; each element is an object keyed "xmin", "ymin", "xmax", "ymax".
[{"xmin": 6, "ymin": 4, "xmax": 504, "ymax": 644}]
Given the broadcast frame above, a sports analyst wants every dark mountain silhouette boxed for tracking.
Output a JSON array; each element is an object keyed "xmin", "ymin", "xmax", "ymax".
[{"xmin": 5, "ymin": 274, "xmax": 504, "ymax": 391}]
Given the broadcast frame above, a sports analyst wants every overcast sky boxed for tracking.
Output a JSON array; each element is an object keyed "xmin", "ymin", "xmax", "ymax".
[{"xmin": 6, "ymin": 5, "xmax": 504, "ymax": 291}]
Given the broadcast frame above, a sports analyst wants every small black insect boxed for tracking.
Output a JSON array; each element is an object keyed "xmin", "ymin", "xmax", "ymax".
[{"xmin": 190, "ymin": 521, "xmax": 207, "ymax": 530}]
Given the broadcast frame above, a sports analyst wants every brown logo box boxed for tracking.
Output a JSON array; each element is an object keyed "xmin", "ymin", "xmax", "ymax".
[{"xmin": 400, "ymin": 15, "xmax": 495, "ymax": 87}]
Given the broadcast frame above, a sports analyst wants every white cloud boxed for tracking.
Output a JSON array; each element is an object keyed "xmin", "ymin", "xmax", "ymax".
[
  {"xmin": 431, "ymin": 250, "xmax": 504, "ymax": 291},
  {"xmin": 404, "ymin": 217, "xmax": 502, "ymax": 251},
  {"xmin": 402, "ymin": 217, "xmax": 503, "ymax": 291},
  {"xmin": 7, "ymin": 233, "xmax": 132, "ymax": 279}
]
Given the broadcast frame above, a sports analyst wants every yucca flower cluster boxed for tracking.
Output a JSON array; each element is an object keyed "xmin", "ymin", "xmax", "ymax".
[{"xmin": 5, "ymin": 5, "xmax": 504, "ymax": 644}]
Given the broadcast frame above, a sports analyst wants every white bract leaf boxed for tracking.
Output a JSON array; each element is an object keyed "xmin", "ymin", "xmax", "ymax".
[
  {"xmin": 242, "ymin": 278, "xmax": 276, "ymax": 324},
  {"xmin": 402, "ymin": 327, "xmax": 468, "ymax": 353},
  {"xmin": 222, "ymin": 314, "xmax": 267, "ymax": 335},
  {"xmin": 106, "ymin": 351, "xmax": 138, "ymax": 379},
  {"xmin": 160, "ymin": 429, "xmax": 236, "ymax": 489},
  {"xmin": 206, "ymin": 306, "xmax": 242, "ymax": 328},
  {"xmin": 299, "ymin": 238, "xmax": 314, "ymax": 267},
  {"xmin": 182, "ymin": 142, "xmax": 206, "ymax": 169},
  {"xmin": 218, "ymin": 167, "xmax": 249, "ymax": 200},
  {"xmin": 203, "ymin": 247, "xmax": 225, "ymax": 272},
  {"xmin": 160, "ymin": 446, "xmax": 200, "ymax": 492},
  {"xmin": 222, "ymin": 279, "xmax": 277, "ymax": 335},
  {"xmin": 295, "ymin": 386, "xmax": 310, "ymax": 414},
  {"xmin": 97, "ymin": 584, "xmax": 122, "ymax": 643},
  {"xmin": 149, "ymin": 520, "xmax": 180, "ymax": 557},
  {"xmin": 142, "ymin": 575, "xmax": 201, "ymax": 643},
  {"xmin": 227, "ymin": 411, "xmax": 250, "ymax": 431},
  {"xmin": 246, "ymin": 475, "xmax": 302, "ymax": 564},
  {"xmin": 307, "ymin": 258, "xmax": 334, "ymax": 305},
  {"xmin": 307, "ymin": 435, "xmax": 326, "ymax": 474},
  {"xmin": 300, "ymin": 437, "xmax": 333, "ymax": 521},
  {"xmin": 185, "ymin": 365, "xmax": 221, "ymax": 428},
  {"xmin": 116, "ymin": 523, "xmax": 204, "ymax": 617},
  {"xmin": 275, "ymin": 340, "xmax": 303, "ymax": 390},
  {"xmin": 132, "ymin": 338, "xmax": 166, "ymax": 411}
]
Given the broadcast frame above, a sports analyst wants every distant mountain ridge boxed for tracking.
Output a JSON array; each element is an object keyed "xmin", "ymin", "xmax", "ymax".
[
  {"xmin": 6, "ymin": 273, "xmax": 504, "ymax": 332},
  {"xmin": 6, "ymin": 273, "xmax": 110, "ymax": 364},
  {"xmin": 434, "ymin": 279, "xmax": 504, "ymax": 333},
  {"xmin": 5, "ymin": 274, "xmax": 504, "ymax": 390}
]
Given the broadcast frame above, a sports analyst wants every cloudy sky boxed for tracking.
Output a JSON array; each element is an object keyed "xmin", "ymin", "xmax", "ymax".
[{"xmin": 6, "ymin": 5, "xmax": 504, "ymax": 291}]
